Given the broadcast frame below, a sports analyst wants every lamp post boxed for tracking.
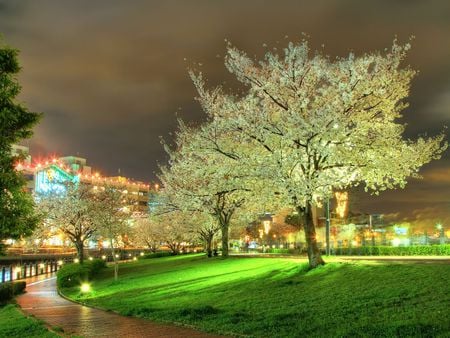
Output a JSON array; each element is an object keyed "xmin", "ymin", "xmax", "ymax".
[{"xmin": 325, "ymin": 198, "xmax": 330, "ymax": 256}]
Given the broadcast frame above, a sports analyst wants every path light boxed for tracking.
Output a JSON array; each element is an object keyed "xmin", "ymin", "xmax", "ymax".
[
  {"xmin": 115, "ymin": 254, "xmax": 119, "ymax": 258},
  {"xmin": 140, "ymin": 252, "xmax": 144, "ymax": 256},
  {"xmin": 88, "ymin": 257, "xmax": 93, "ymax": 261},
  {"xmin": 133, "ymin": 257, "xmax": 137, "ymax": 261},
  {"xmin": 57, "ymin": 260, "xmax": 64, "ymax": 266},
  {"xmin": 80, "ymin": 283, "xmax": 91, "ymax": 293},
  {"xmin": 101, "ymin": 255, "xmax": 106, "ymax": 260},
  {"xmin": 74, "ymin": 258, "xmax": 80, "ymax": 263}
]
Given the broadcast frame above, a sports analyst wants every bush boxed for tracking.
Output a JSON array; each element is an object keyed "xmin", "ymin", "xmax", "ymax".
[
  {"xmin": 0, "ymin": 283, "xmax": 13, "ymax": 303},
  {"xmin": 57, "ymin": 259, "xmax": 107, "ymax": 288},
  {"xmin": 143, "ymin": 252, "xmax": 173, "ymax": 259},
  {"xmin": 332, "ymin": 244, "xmax": 450, "ymax": 256},
  {"xmin": 57, "ymin": 263, "xmax": 90, "ymax": 288},
  {"xmin": 12, "ymin": 281, "xmax": 26, "ymax": 295},
  {"xmin": 84, "ymin": 259, "xmax": 106, "ymax": 277}
]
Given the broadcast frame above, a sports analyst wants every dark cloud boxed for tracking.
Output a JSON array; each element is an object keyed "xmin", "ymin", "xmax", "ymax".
[{"xmin": 1, "ymin": 0, "xmax": 449, "ymax": 221}]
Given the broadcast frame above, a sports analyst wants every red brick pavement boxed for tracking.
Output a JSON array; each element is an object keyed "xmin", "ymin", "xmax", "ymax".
[{"xmin": 17, "ymin": 275, "xmax": 226, "ymax": 338}]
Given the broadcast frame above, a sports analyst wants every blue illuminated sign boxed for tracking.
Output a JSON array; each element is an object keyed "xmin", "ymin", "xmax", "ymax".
[{"xmin": 35, "ymin": 165, "xmax": 79, "ymax": 195}]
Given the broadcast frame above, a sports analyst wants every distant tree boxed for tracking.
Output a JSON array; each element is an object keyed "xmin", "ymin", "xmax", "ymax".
[
  {"xmin": 189, "ymin": 212, "xmax": 221, "ymax": 257},
  {"xmin": 130, "ymin": 217, "xmax": 160, "ymax": 253},
  {"xmin": 0, "ymin": 41, "xmax": 41, "ymax": 252},
  {"xmin": 159, "ymin": 121, "xmax": 279, "ymax": 258},
  {"xmin": 95, "ymin": 185, "xmax": 133, "ymax": 280},
  {"xmin": 151, "ymin": 211, "xmax": 192, "ymax": 255},
  {"xmin": 191, "ymin": 40, "xmax": 447, "ymax": 268},
  {"xmin": 38, "ymin": 183, "xmax": 98, "ymax": 263}
]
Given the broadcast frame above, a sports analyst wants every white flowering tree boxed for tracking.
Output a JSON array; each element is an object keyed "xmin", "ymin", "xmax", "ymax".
[
  {"xmin": 150, "ymin": 211, "xmax": 193, "ymax": 254},
  {"xmin": 191, "ymin": 40, "xmax": 447, "ymax": 268},
  {"xmin": 129, "ymin": 217, "xmax": 160, "ymax": 252},
  {"xmin": 39, "ymin": 182, "xmax": 99, "ymax": 263},
  {"xmin": 95, "ymin": 185, "xmax": 133, "ymax": 280},
  {"xmin": 159, "ymin": 121, "xmax": 277, "ymax": 257}
]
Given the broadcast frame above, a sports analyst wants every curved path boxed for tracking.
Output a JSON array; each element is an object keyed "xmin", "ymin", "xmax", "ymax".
[{"xmin": 17, "ymin": 275, "xmax": 224, "ymax": 338}]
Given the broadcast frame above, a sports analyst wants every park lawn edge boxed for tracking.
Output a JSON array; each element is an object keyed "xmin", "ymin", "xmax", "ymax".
[
  {"xmin": 59, "ymin": 255, "xmax": 450, "ymax": 338},
  {"xmin": 0, "ymin": 303, "xmax": 61, "ymax": 337}
]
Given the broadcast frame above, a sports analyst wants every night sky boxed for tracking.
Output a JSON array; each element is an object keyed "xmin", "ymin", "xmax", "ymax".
[{"xmin": 1, "ymin": 0, "xmax": 449, "ymax": 226}]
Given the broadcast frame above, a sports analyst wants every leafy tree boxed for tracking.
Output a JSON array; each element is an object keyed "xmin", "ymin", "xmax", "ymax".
[
  {"xmin": 95, "ymin": 185, "xmax": 133, "ymax": 280},
  {"xmin": 158, "ymin": 121, "xmax": 268, "ymax": 257},
  {"xmin": 0, "ymin": 41, "xmax": 41, "ymax": 251},
  {"xmin": 191, "ymin": 40, "xmax": 447, "ymax": 268},
  {"xmin": 38, "ymin": 183, "xmax": 99, "ymax": 263},
  {"xmin": 130, "ymin": 217, "xmax": 160, "ymax": 253},
  {"xmin": 151, "ymin": 211, "xmax": 193, "ymax": 255}
]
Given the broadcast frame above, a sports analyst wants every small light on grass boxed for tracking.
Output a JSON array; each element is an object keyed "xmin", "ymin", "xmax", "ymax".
[
  {"xmin": 133, "ymin": 257, "xmax": 137, "ymax": 261},
  {"xmin": 88, "ymin": 257, "xmax": 93, "ymax": 261},
  {"xmin": 101, "ymin": 255, "xmax": 106, "ymax": 260},
  {"xmin": 140, "ymin": 252, "xmax": 144, "ymax": 256},
  {"xmin": 74, "ymin": 258, "xmax": 80, "ymax": 263},
  {"xmin": 80, "ymin": 283, "xmax": 91, "ymax": 293},
  {"xmin": 115, "ymin": 254, "xmax": 119, "ymax": 258}
]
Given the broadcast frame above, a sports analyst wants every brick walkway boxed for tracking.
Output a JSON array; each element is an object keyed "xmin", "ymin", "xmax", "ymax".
[{"xmin": 17, "ymin": 275, "xmax": 224, "ymax": 338}]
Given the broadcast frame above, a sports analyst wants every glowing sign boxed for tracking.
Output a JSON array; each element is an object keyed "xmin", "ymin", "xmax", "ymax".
[{"xmin": 35, "ymin": 165, "xmax": 79, "ymax": 195}]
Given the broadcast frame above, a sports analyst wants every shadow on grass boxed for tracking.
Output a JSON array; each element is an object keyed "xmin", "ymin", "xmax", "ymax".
[{"xmin": 65, "ymin": 258, "xmax": 450, "ymax": 337}]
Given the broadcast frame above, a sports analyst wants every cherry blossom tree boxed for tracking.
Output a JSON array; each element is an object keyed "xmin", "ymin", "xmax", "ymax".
[
  {"xmin": 130, "ymin": 217, "xmax": 160, "ymax": 252},
  {"xmin": 39, "ymin": 183, "xmax": 99, "ymax": 263},
  {"xmin": 158, "ymin": 121, "xmax": 277, "ymax": 257},
  {"xmin": 95, "ymin": 185, "xmax": 133, "ymax": 280},
  {"xmin": 190, "ymin": 40, "xmax": 447, "ymax": 268}
]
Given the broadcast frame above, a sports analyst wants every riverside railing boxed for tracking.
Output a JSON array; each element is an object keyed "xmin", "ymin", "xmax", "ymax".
[{"xmin": 0, "ymin": 255, "xmax": 74, "ymax": 283}]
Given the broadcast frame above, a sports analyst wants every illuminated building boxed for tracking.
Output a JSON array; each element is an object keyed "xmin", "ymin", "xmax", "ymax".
[{"xmin": 13, "ymin": 146, "xmax": 152, "ymax": 213}]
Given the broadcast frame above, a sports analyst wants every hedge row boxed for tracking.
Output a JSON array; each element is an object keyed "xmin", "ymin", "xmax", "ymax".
[
  {"xmin": 331, "ymin": 245, "xmax": 450, "ymax": 256},
  {"xmin": 142, "ymin": 252, "xmax": 174, "ymax": 259},
  {"xmin": 57, "ymin": 259, "xmax": 106, "ymax": 288},
  {"xmin": 0, "ymin": 281, "xmax": 26, "ymax": 303}
]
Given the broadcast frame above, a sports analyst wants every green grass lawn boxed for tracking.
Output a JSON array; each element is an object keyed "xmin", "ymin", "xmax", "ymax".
[
  {"xmin": 62, "ymin": 254, "xmax": 450, "ymax": 337},
  {"xmin": 0, "ymin": 304, "xmax": 59, "ymax": 338}
]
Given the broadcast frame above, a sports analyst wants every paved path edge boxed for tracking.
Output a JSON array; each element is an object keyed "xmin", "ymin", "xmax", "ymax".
[{"xmin": 56, "ymin": 285, "xmax": 230, "ymax": 337}]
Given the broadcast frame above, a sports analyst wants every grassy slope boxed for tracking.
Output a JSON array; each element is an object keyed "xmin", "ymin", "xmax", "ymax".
[
  {"xmin": 63, "ymin": 255, "xmax": 450, "ymax": 337},
  {"xmin": 0, "ymin": 304, "xmax": 59, "ymax": 338}
]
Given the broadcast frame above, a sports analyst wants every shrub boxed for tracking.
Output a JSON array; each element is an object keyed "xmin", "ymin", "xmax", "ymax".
[
  {"xmin": 12, "ymin": 281, "xmax": 26, "ymax": 295},
  {"xmin": 0, "ymin": 283, "xmax": 13, "ymax": 303},
  {"xmin": 57, "ymin": 263, "xmax": 90, "ymax": 288},
  {"xmin": 143, "ymin": 252, "xmax": 173, "ymax": 259},
  {"xmin": 84, "ymin": 259, "xmax": 106, "ymax": 277},
  {"xmin": 332, "ymin": 244, "xmax": 450, "ymax": 256},
  {"xmin": 57, "ymin": 259, "xmax": 107, "ymax": 289}
]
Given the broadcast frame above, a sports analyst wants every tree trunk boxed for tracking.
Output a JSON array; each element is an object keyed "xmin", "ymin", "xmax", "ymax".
[
  {"xmin": 75, "ymin": 240, "xmax": 84, "ymax": 264},
  {"xmin": 110, "ymin": 239, "xmax": 118, "ymax": 281},
  {"xmin": 206, "ymin": 233, "xmax": 213, "ymax": 258},
  {"xmin": 221, "ymin": 222, "xmax": 229, "ymax": 258},
  {"xmin": 300, "ymin": 203, "xmax": 325, "ymax": 269}
]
